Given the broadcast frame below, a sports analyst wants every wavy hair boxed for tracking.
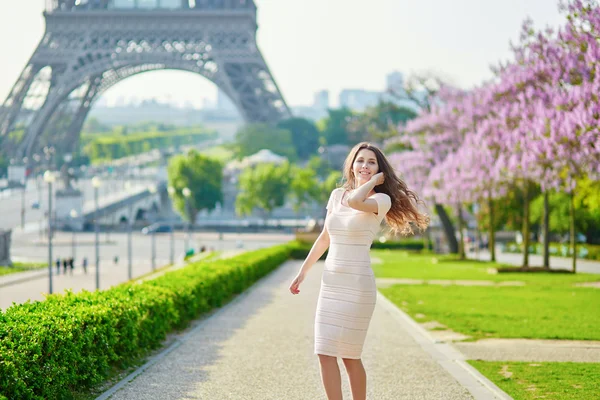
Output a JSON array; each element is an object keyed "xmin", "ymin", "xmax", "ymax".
[{"xmin": 341, "ymin": 142, "xmax": 430, "ymax": 236}]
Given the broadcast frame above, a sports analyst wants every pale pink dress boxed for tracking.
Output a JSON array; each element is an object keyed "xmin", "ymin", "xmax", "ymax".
[{"xmin": 314, "ymin": 188, "xmax": 391, "ymax": 359}]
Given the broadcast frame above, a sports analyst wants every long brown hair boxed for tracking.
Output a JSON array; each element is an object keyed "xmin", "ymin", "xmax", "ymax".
[{"xmin": 341, "ymin": 142, "xmax": 430, "ymax": 236}]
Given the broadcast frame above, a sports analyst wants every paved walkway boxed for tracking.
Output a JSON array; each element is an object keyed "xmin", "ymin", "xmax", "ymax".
[
  {"xmin": 98, "ymin": 261, "xmax": 510, "ymax": 400},
  {"xmin": 454, "ymin": 339, "xmax": 600, "ymax": 363},
  {"xmin": 468, "ymin": 249, "xmax": 600, "ymax": 274}
]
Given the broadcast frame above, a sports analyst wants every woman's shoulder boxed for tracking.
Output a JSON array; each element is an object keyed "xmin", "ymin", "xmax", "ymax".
[
  {"xmin": 372, "ymin": 192, "xmax": 391, "ymax": 200},
  {"xmin": 331, "ymin": 187, "xmax": 344, "ymax": 196},
  {"xmin": 372, "ymin": 192, "xmax": 392, "ymax": 204}
]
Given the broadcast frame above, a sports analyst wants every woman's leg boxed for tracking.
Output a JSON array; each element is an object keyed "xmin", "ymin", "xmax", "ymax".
[
  {"xmin": 318, "ymin": 354, "xmax": 343, "ymax": 400},
  {"xmin": 342, "ymin": 358, "xmax": 366, "ymax": 400}
]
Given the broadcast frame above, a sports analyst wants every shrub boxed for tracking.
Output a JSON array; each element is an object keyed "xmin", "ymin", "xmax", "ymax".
[{"xmin": 0, "ymin": 244, "xmax": 291, "ymax": 400}]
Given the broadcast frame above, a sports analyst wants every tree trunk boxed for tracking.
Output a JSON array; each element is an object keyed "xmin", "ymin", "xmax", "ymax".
[
  {"xmin": 570, "ymin": 191, "xmax": 577, "ymax": 273},
  {"xmin": 522, "ymin": 182, "xmax": 530, "ymax": 268},
  {"xmin": 457, "ymin": 203, "xmax": 465, "ymax": 260},
  {"xmin": 488, "ymin": 193, "xmax": 496, "ymax": 262},
  {"xmin": 423, "ymin": 231, "xmax": 431, "ymax": 252},
  {"xmin": 435, "ymin": 203, "xmax": 459, "ymax": 254},
  {"xmin": 542, "ymin": 191, "xmax": 550, "ymax": 269}
]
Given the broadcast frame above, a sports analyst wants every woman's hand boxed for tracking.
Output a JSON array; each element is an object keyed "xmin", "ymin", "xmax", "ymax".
[
  {"xmin": 289, "ymin": 272, "xmax": 305, "ymax": 295},
  {"xmin": 371, "ymin": 172, "xmax": 385, "ymax": 186}
]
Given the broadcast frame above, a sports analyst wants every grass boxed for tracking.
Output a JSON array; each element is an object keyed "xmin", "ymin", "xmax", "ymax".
[
  {"xmin": 198, "ymin": 145, "xmax": 234, "ymax": 163},
  {"xmin": 379, "ymin": 284, "xmax": 600, "ymax": 340},
  {"xmin": 469, "ymin": 361, "xmax": 600, "ymax": 400},
  {"xmin": 0, "ymin": 262, "xmax": 46, "ymax": 277},
  {"xmin": 371, "ymin": 250, "xmax": 600, "ymax": 285},
  {"xmin": 373, "ymin": 250, "xmax": 600, "ymax": 340}
]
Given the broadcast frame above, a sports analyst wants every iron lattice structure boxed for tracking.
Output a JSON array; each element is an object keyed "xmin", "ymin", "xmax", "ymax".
[{"xmin": 0, "ymin": 0, "xmax": 290, "ymax": 158}]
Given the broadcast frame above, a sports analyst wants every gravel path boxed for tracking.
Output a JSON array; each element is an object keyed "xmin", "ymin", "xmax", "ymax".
[
  {"xmin": 99, "ymin": 261, "xmax": 509, "ymax": 400},
  {"xmin": 455, "ymin": 339, "xmax": 600, "ymax": 363}
]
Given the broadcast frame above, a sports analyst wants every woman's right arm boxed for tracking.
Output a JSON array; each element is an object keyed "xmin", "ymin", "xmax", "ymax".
[
  {"xmin": 299, "ymin": 226, "xmax": 330, "ymax": 275},
  {"xmin": 289, "ymin": 223, "xmax": 331, "ymax": 295}
]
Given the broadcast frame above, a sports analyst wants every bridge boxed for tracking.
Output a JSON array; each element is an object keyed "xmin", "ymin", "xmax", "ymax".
[{"xmin": 0, "ymin": 0, "xmax": 290, "ymax": 161}]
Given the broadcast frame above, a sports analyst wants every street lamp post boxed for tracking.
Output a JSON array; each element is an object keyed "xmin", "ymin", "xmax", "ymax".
[
  {"xmin": 92, "ymin": 176, "xmax": 102, "ymax": 290},
  {"xmin": 149, "ymin": 184, "xmax": 158, "ymax": 270},
  {"xmin": 182, "ymin": 187, "xmax": 192, "ymax": 253},
  {"xmin": 125, "ymin": 181, "xmax": 134, "ymax": 280},
  {"xmin": 43, "ymin": 171, "xmax": 56, "ymax": 294},
  {"xmin": 20, "ymin": 179, "xmax": 26, "ymax": 229},
  {"xmin": 167, "ymin": 186, "xmax": 176, "ymax": 264},
  {"xmin": 70, "ymin": 209, "xmax": 78, "ymax": 262}
]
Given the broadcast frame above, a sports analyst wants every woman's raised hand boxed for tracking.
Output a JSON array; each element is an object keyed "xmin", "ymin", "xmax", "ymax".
[
  {"xmin": 371, "ymin": 172, "xmax": 385, "ymax": 186},
  {"xmin": 289, "ymin": 272, "xmax": 305, "ymax": 295}
]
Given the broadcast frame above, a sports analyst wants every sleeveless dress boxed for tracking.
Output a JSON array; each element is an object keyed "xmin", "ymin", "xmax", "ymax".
[{"xmin": 314, "ymin": 188, "xmax": 392, "ymax": 359}]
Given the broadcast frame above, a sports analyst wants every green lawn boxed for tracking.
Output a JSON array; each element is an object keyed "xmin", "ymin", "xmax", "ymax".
[
  {"xmin": 380, "ymin": 284, "xmax": 600, "ymax": 340},
  {"xmin": 0, "ymin": 262, "xmax": 46, "ymax": 277},
  {"xmin": 371, "ymin": 250, "xmax": 600, "ymax": 285},
  {"xmin": 373, "ymin": 250, "xmax": 600, "ymax": 340},
  {"xmin": 469, "ymin": 361, "xmax": 600, "ymax": 400}
]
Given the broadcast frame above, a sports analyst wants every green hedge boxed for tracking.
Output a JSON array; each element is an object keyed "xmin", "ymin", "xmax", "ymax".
[
  {"xmin": 372, "ymin": 239, "xmax": 432, "ymax": 251},
  {"xmin": 83, "ymin": 128, "xmax": 217, "ymax": 162},
  {"xmin": 504, "ymin": 242, "xmax": 600, "ymax": 261},
  {"xmin": 0, "ymin": 244, "xmax": 291, "ymax": 400},
  {"xmin": 288, "ymin": 239, "xmax": 430, "ymax": 261}
]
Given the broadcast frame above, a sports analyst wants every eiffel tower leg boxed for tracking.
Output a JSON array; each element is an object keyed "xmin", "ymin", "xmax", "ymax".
[
  {"xmin": 221, "ymin": 52, "xmax": 291, "ymax": 123},
  {"xmin": 63, "ymin": 77, "xmax": 102, "ymax": 155},
  {"xmin": 0, "ymin": 59, "xmax": 50, "ymax": 154},
  {"xmin": 16, "ymin": 80, "xmax": 72, "ymax": 159}
]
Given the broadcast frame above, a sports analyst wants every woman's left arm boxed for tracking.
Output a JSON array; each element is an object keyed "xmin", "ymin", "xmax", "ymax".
[{"xmin": 347, "ymin": 173, "xmax": 384, "ymax": 213}]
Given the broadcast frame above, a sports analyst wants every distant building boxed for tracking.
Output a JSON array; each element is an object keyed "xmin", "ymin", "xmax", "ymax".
[
  {"xmin": 382, "ymin": 70, "xmax": 422, "ymax": 112},
  {"xmin": 386, "ymin": 71, "xmax": 404, "ymax": 94},
  {"xmin": 313, "ymin": 90, "xmax": 329, "ymax": 110},
  {"xmin": 338, "ymin": 89, "xmax": 382, "ymax": 112},
  {"xmin": 291, "ymin": 106, "xmax": 327, "ymax": 121}
]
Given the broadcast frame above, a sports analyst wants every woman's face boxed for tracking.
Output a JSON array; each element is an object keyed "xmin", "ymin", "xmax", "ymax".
[{"xmin": 352, "ymin": 149, "xmax": 379, "ymax": 186}]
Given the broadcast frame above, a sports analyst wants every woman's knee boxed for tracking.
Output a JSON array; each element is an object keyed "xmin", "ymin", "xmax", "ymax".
[
  {"xmin": 342, "ymin": 358, "xmax": 363, "ymax": 370},
  {"xmin": 317, "ymin": 354, "xmax": 338, "ymax": 365}
]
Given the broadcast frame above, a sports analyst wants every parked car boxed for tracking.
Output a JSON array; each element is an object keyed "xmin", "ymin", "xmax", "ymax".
[
  {"xmin": 141, "ymin": 223, "xmax": 173, "ymax": 235},
  {"xmin": 31, "ymin": 201, "xmax": 40, "ymax": 209}
]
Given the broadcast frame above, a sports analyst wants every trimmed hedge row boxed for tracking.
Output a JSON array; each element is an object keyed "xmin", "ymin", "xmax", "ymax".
[
  {"xmin": 289, "ymin": 239, "xmax": 430, "ymax": 260},
  {"xmin": 503, "ymin": 242, "xmax": 600, "ymax": 261},
  {"xmin": 0, "ymin": 244, "xmax": 291, "ymax": 400},
  {"xmin": 372, "ymin": 239, "xmax": 432, "ymax": 251},
  {"xmin": 83, "ymin": 129, "xmax": 217, "ymax": 162}
]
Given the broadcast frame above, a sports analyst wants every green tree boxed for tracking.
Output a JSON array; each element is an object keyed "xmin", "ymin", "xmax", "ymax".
[
  {"xmin": 168, "ymin": 150, "xmax": 223, "ymax": 223},
  {"xmin": 236, "ymin": 162, "xmax": 293, "ymax": 218},
  {"xmin": 289, "ymin": 166, "xmax": 320, "ymax": 213},
  {"xmin": 320, "ymin": 108, "xmax": 353, "ymax": 145},
  {"xmin": 82, "ymin": 117, "xmax": 111, "ymax": 134},
  {"xmin": 348, "ymin": 101, "xmax": 418, "ymax": 144},
  {"xmin": 307, "ymin": 155, "xmax": 334, "ymax": 180},
  {"xmin": 530, "ymin": 182, "xmax": 600, "ymax": 244},
  {"xmin": 276, "ymin": 117, "xmax": 320, "ymax": 160},
  {"xmin": 233, "ymin": 123, "xmax": 297, "ymax": 161},
  {"xmin": 0, "ymin": 153, "xmax": 7, "ymax": 177},
  {"xmin": 320, "ymin": 171, "xmax": 342, "ymax": 202}
]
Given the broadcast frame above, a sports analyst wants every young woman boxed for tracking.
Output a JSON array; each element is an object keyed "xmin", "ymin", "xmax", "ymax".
[{"xmin": 289, "ymin": 142, "xmax": 429, "ymax": 400}]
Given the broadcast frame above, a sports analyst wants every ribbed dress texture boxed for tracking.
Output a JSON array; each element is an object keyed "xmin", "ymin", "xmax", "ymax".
[{"xmin": 314, "ymin": 188, "xmax": 392, "ymax": 359}]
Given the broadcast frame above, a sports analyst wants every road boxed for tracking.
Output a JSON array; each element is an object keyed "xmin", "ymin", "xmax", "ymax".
[
  {"xmin": 0, "ymin": 177, "xmax": 153, "ymax": 231},
  {"xmin": 468, "ymin": 248, "xmax": 600, "ymax": 274},
  {"xmin": 1, "ymin": 231, "xmax": 294, "ymax": 310}
]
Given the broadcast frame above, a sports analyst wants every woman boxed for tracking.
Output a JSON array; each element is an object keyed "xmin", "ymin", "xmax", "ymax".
[{"xmin": 289, "ymin": 142, "xmax": 429, "ymax": 400}]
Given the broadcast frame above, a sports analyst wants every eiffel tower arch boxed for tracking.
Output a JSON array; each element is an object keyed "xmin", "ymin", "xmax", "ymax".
[{"xmin": 0, "ymin": 0, "xmax": 291, "ymax": 159}]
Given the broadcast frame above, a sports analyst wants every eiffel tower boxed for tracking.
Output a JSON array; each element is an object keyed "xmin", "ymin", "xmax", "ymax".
[{"xmin": 0, "ymin": 0, "xmax": 290, "ymax": 160}]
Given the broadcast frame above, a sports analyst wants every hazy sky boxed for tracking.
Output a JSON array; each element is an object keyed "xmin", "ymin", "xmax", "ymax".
[{"xmin": 0, "ymin": 0, "xmax": 564, "ymax": 108}]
